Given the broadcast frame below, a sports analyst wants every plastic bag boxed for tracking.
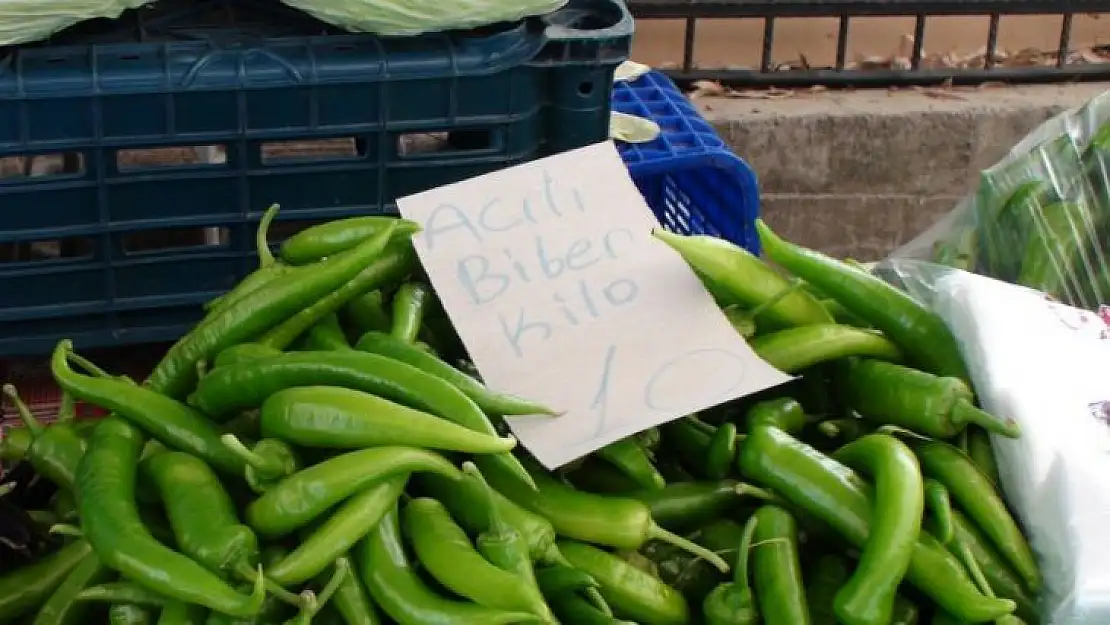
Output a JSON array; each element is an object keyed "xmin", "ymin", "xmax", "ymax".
[
  {"xmin": 0, "ymin": 0, "xmax": 149, "ymax": 46},
  {"xmin": 876, "ymin": 259, "xmax": 1110, "ymax": 625},
  {"xmin": 278, "ymin": 0, "xmax": 567, "ymax": 36},
  {"xmin": 890, "ymin": 90, "xmax": 1110, "ymax": 311}
]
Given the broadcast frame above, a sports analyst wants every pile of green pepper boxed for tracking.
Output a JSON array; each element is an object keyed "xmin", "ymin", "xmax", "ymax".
[{"xmin": 0, "ymin": 209, "xmax": 1040, "ymax": 625}]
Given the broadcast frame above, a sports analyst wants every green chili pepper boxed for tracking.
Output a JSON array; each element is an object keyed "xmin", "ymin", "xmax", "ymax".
[
  {"xmin": 280, "ymin": 216, "xmax": 404, "ymax": 265},
  {"xmin": 965, "ymin": 427, "xmax": 1001, "ymax": 486},
  {"xmin": 156, "ymin": 602, "xmax": 207, "ymax": 625},
  {"xmin": 189, "ymin": 350, "xmax": 534, "ymax": 489},
  {"xmin": 205, "ymin": 204, "xmax": 287, "ymax": 318},
  {"xmin": 343, "ymin": 290, "xmax": 393, "ymax": 337},
  {"xmin": 806, "ymin": 553, "xmax": 850, "ymax": 624},
  {"xmin": 702, "ymin": 513, "xmax": 759, "ymax": 625},
  {"xmin": 0, "ymin": 538, "xmax": 94, "ymax": 622},
  {"xmin": 704, "ymin": 422, "xmax": 739, "ymax": 480},
  {"xmin": 565, "ymin": 457, "xmax": 643, "ymax": 494},
  {"xmin": 109, "ymin": 604, "xmax": 152, "ymax": 625},
  {"xmin": 403, "ymin": 497, "xmax": 552, "ymax": 619},
  {"xmin": 594, "ymin": 438, "xmax": 665, "ymax": 490},
  {"xmin": 213, "ymin": 343, "xmax": 285, "ymax": 369},
  {"xmin": 829, "ymin": 434, "xmax": 923, "ymax": 625},
  {"xmin": 534, "ymin": 564, "xmax": 600, "ymax": 598},
  {"xmin": 355, "ymin": 332, "xmax": 559, "ymax": 416},
  {"xmin": 3, "ymin": 384, "xmax": 86, "ymax": 493},
  {"xmin": 944, "ymin": 512, "xmax": 1040, "ymax": 623},
  {"xmin": 477, "ymin": 457, "xmax": 730, "ymax": 573},
  {"xmin": 1017, "ymin": 200, "xmax": 1096, "ymax": 301},
  {"xmin": 147, "ymin": 223, "xmax": 409, "ymax": 399},
  {"xmin": 660, "ymin": 418, "xmax": 714, "ymax": 476},
  {"xmin": 259, "ymin": 386, "xmax": 517, "ymax": 454},
  {"xmin": 630, "ymin": 479, "xmax": 770, "ymax": 533},
  {"xmin": 747, "ymin": 398, "xmax": 807, "ymax": 435},
  {"xmin": 913, "ymin": 440, "xmax": 1040, "ymax": 592},
  {"xmin": 246, "ymin": 445, "xmax": 460, "ymax": 538},
  {"xmin": 303, "ymin": 314, "xmax": 352, "ymax": 351},
  {"xmin": 52, "ymin": 344, "xmax": 244, "ymax": 475},
  {"xmin": 270, "ymin": 474, "xmax": 407, "ymax": 586},
  {"xmin": 142, "ymin": 450, "xmax": 282, "ymax": 599},
  {"xmin": 77, "ymin": 583, "xmax": 168, "ymax": 608},
  {"xmin": 924, "ymin": 478, "xmax": 955, "ymax": 545},
  {"xmin": 817, "ymin": 418, "xmax": 875, "ymax": 446},
  {"xmin": 30, "ymin": 548, "xmax": 110, "ymax": 625},
  {"xmin": 546, "ymin": 593, "xmax": 632, "ymax": 625},
  {"xmin": 358, "ymin": 504, "xmax": 544, "ymax": 625},
  {"xmin": 75, "ymin": 417, "xmax": 265, "ymax": 617},
  {"xmin": 389, "ymin": 282, "xmax": 430, "ymax": 343},
  {"xmin": 757, "ymin": 219, "xmax": 970, "ymax": 381},
  {"xmin": 739, "ymin": 425, "xmax": 1016, "ymax": 622},
  {"xmin": 839, "ymin": 359, "xmax": 1020, "ymax": 438},
  {"xmin": 325, "ymin": 554, "xmax": 382, "ymax": 625},
  {"xmin": 0, "ymin": 423, "xmax": 33, "ymax": 463},
  {"xmin": 644, "ymin": 519, "xmax": 746, "ymax": 605},
  {"xmin": 751, "ymin": 325, "xmax": 903, "ymax": 374},
  {"xmin": 284, "ymin": 559, "xmax": 350, "ymax": 625},
  {"xmin": 220, "ymin": 436, "xmax": 300, "ymax": 494},
  {"xmin": 653, "ymin": 229, "xmax": 833, "ymax": 328},
  {"xmin": 466, "ymin": 463, "xmax": 555, "ymax": 621},
  {"xmin": 559, "ymin": 540, "xmax": 689, "ymax": 625},
  {"xmin": 749, "ymin": 505, "xmax": 810, "ymax": 625},
  {"xmin": 257, "ymin": 226, "xmax": 417, "ymax": 351}
]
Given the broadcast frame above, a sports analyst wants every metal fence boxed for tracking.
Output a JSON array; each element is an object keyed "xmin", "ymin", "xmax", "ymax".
[{"xmin": 628, "ymin": 0, "xmax": 1110, "ymax": 87}]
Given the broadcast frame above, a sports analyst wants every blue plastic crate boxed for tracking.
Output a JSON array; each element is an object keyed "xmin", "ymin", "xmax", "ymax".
[
  {"xmin": 612, "ymin": 70, "xmax": 761, "ymax": 254},
  {"xmin": 0, "ymin": 0, "xmax": 633, "ymax": 356}
]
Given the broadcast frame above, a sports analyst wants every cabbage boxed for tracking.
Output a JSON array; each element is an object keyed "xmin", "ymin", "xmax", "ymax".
[{"xmin": 278, "ymin": 0, "xmax": 568, "ymax": 36}]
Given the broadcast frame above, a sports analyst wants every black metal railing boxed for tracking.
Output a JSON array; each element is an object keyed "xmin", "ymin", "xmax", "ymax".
[{"xmin": 628, "ymin": 0, "xmax": 1110, "ymax": 87}]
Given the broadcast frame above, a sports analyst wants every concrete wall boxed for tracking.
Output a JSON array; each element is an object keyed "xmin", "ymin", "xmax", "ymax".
[{"xmin": 702, "ymin": 83, "xmax": 1110, "ymax": 260}]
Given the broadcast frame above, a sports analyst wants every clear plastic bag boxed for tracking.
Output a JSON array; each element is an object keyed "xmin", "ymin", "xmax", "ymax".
[
  {"xmin": 277, "ymin": 0, "xmax": 567, "ymax": 36},
  {"xmin": 875, "ymin": 259, "xmax": 1110, "ymax": 625},
  {"xmin": 890, "ymin": 90, "xmax": 1110, "ymax": 311},
  {"xmin": 0, "ymin": 0, "xmax": 149, "ymax": 46}
]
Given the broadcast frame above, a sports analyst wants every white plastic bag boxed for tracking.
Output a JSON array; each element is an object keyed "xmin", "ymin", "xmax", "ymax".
[
  {"xmin": 278, "ymin": 0, "xmax": 567, "ymax": 36},
  {"xmin": 880, "ymin": 259, "xmax": 1110, "ymax": 625}
]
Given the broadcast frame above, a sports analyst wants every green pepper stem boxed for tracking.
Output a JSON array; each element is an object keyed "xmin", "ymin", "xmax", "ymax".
[
  {"xmin": 57, "ymin": 391, "xmax": 77, "ymax": 424},
  {"xmin": 953, "ymin": 535, "xmax": 995, "ymax": 599},
  {"xmin": 543, "ymin": 547, "xmax": 612, "ymax": 615},
  {"xmin": 312, "ymin": 559, "xmax": 349, "ymax": 611},
  {"xmin": 951, "ymin": 401, "xmax": 1021, "ymax": 439},
  {"xmin": 49, "ymin": 523, "xmax": 84, "ymax": 537},
  {"xmin": 736, "ymin": 483, "xmax": 777, "ymax": 502},
  {"xmin": 2, "ymin": 384, "xmax": 43, "ymax": 436},
  {"xmin": 647, "ymin": 523, "xmax": 731, "ymax": 573},
  {"xmin": 234, "ymin": 563, "xmax": 306, "ymax": 608},
  {"xmin": 257, "ymin": 203, "xmax": 280, "ymax": 268},
  {"xmin": 747, "ymin": 277, "xmax": 807, "ymax": 324},
  {"xmin": 734, "ymin": 515, "xmax": 759, "ymax": 589},
  {"xmin": 818, "ymin": 421, "xmax": 840, "ymax": 437},
  {"xmin": 63, "ymin": 348, "xmax": 112, "ymax": 379},
  {"xmin": 221, "ymin": 435, "xmax": 284, "ymax": 476}
]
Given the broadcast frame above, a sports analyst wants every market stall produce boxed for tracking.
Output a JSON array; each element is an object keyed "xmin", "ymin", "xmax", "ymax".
[{"xmin": 0, "ymin": 209, "xmax": 1040, "ymax": 625}]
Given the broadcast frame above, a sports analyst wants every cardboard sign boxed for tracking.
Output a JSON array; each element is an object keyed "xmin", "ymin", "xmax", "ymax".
[{"xmin": 397, "ymin": 142, "xmax": 791, "ymax": 468}]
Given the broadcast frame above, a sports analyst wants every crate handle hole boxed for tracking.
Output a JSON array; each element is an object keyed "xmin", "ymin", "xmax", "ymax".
[
  {"xmin": 261, "ymin": 138, "xmax": 363, "ymax": 164},
  {"xmin": 0, "ymin": 236, "xmax": 94, "ymax": 264},
  {"xmin": 397, "ymin": 130, "xmax": 495, "ymax": 157},
  {"xmin": 578, "ymin": 81, "xmax": 596, "ymax": 96},
  {"xmin": 0, "ymin": 152, "xmax": 85, "ymax": 180},
  {"xmin": 122, "ymin": 227, "xmax": 230, "ymax": 255},
  {"xmin": 118, "ymin": 54, "xmax": 142, "ymax": 61},
  {"xmin": 117, "ymin": 145, "xmax": 227, "ymax": 172}
]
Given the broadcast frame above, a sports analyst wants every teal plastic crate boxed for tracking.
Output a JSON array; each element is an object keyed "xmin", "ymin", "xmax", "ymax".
[{"xmin": 0, "ymin": 0, "xmax": 633, "ymax": 356}]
